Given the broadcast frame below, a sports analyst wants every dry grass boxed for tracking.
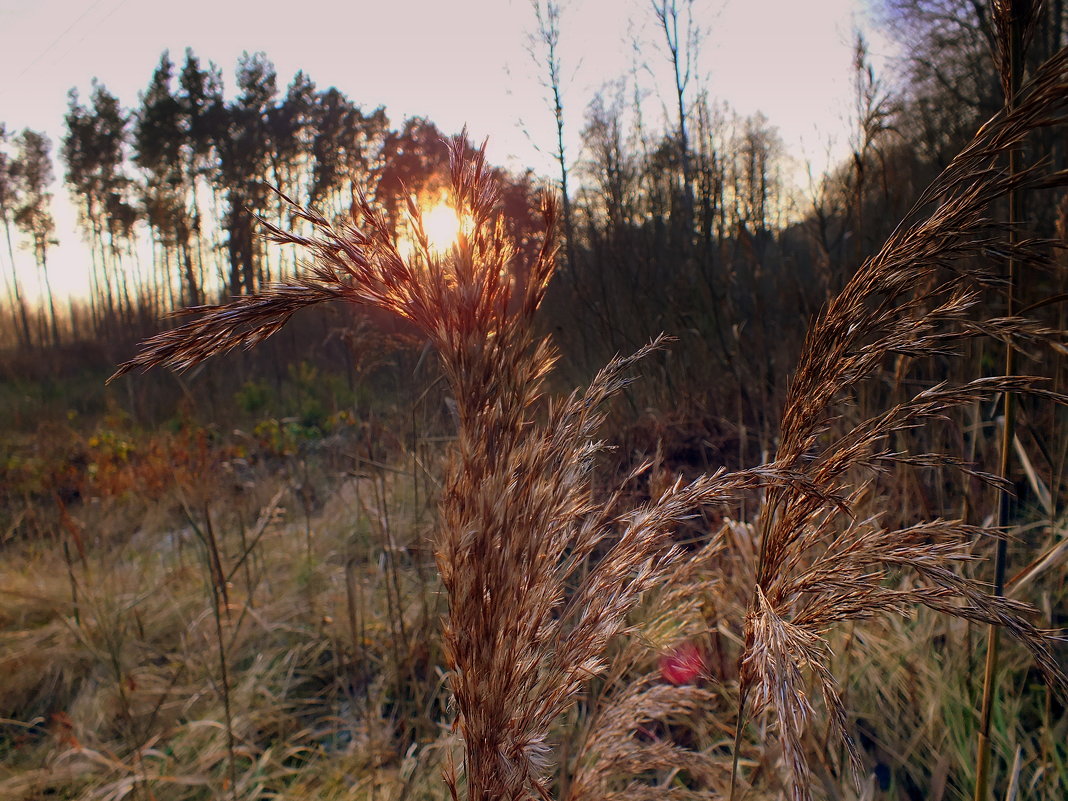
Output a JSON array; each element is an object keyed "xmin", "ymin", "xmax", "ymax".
[
  {"xmin": 109, "ymin": 137, "xmax": 815, "ymax": 801},
  {"xmin": 0, "ymin": 456, "xmax": 450, "ymax": 801},
  {"xmin": 85, "ymin": 44, "xmax": 1068, "ymax": 801}
]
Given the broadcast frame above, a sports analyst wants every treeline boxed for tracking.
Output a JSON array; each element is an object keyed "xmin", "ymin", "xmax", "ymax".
[
  {"xmin": 0, "ymin": 125, "xmax": 57, "ymax": 349},
  {"xmin": 1, "ymin": 48, "xmax": 545, "ymax": 353},
  {"xmin": 542, "ymin": 0, "xmax": 1068, "ymax": 474},
  {"xmin": 1, "ymin": 0, "xmax": 1066, "ymax": 474}
]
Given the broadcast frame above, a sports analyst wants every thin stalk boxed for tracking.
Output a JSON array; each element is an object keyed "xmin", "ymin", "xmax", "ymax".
[
  {"xmin": 975, "ymin": 4, "xmax": 1024, "ymax": 799},
  {"xmin": 63, "ymin": 541, "xmax": 81, "ymax": 627},
  {"xmin": 207, "ymin": 556, "xmax": 239, "ymax": 801},
  {"xmin": 185, "ymin": 504, "xmax": 238, "ymax": 800},
  {"xmin": 728, "ymin": 687, "xmax": 749, "ymax": 801}
]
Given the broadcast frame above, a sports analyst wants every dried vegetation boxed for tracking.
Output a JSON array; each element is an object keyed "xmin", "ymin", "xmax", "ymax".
[{"xmin": 5, "ymin": 27, "xmax": 1068, "ymax": 801}]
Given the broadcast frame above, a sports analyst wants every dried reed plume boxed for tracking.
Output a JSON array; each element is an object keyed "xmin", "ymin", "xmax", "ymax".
[
  {"xmin": 733, "ymin": 44, "xmax": 1068, "ymax": 801},
  {"xmin": 113, "ymin": 136, "xmax": 813, "ymax": 801},
  {"xmin": 564, "ymin": 536, "xmax": 737, "ymax": 801}
]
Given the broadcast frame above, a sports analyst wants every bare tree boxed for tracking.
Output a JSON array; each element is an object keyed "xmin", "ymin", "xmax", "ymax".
[
  {"xmin": 652, "ymin": 0, "xmax": 701, "ymax": 228},
  {"xmin": 846, "ymin": 32, "xmax": 898, "ymax": 281},
  {"xmin": 719, "ymin": 112, "xmax": 783, "ymax": 234},
  {"xmin": 580, "ymin": 86, "xmax": 636, "ymax": 231},
  {"xmin": 529, "ymin": 0, "xmax": 576, "ymax": 271}
]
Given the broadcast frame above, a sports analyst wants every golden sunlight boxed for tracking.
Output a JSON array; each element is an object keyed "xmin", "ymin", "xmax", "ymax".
[{"xmin": 415, "ymin": 201, "xmax": 462, "ymax": 255}]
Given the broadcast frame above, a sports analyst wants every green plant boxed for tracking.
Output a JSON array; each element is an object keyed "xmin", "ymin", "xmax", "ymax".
[{"xmin": 234, "ymin": 379, "xmax": 273, "ymax": 416}]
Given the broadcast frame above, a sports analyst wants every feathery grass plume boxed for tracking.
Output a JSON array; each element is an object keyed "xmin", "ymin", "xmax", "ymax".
[
  {"xmin": 112, "ymin": 135, "xmax": 820, "ymax": 801},
  {"xmin": 990, "ymin": 0, "xmax": 1042, "ymax": 104},
  {"xmin": 563, "ymin": 530, "xmax": 742, "ymax": 801},
  {"xmin": 733, "ymin": 46, "xmax": 1068, "ymax": 801},
  {"xmin": 565, "ymin": 679, "xmax": 723, "ymax": 801}
]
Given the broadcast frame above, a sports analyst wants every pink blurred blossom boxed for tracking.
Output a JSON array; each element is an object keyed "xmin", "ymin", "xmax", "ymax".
[{"xmin": 659, "ymin": 641, "xmax": 705, "ymax": 685}]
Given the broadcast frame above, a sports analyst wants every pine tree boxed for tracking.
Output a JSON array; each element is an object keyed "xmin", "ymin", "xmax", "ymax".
[{"xmin": 12, "ymin": 130, "xmax": 59, "ymax": 345}]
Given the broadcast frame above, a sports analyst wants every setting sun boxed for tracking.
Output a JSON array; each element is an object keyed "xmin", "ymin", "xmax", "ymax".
[{"xmin": 417, "ymin": 201, "xmax": 463, "ymax": 254}]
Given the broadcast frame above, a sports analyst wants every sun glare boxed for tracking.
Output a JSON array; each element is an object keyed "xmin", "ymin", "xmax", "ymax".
[{"xmin": 415, "ymin": 202, "xmax": 462, "ymax": 255}]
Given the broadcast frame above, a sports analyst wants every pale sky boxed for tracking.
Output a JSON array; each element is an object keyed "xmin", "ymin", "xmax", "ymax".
[{"xmin": 0, "ymin": 0, "xmax": 892, "ymax": 301}]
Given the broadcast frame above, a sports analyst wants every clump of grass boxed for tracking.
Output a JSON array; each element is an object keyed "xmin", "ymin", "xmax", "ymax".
[{"xmin": 111, "ymin": 63, "xmax": 1068, "ymax": 801}]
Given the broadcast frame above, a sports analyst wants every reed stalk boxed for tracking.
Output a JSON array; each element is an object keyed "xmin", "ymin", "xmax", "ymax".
[{"xmin": 976, "ymin": 3, "xmax": 1034, "ymax": 799}]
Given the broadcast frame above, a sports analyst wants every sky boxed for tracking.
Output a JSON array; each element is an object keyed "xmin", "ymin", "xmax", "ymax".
[{"xmin": 0, "ymin": 0, "xmax": 894, "ymax": 301}]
